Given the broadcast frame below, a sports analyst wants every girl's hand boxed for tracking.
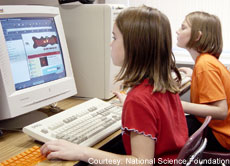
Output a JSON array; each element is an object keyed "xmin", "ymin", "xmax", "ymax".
[
  {"xmin": 179, "ymin": 67, "xmax": 193, "ymax": 77},
  {"xmin": 40, "ymin": 139, "xmax": 84, "ymax": 160},
  {"xmin": 113, "ymin": 91, "xmax": 127, "ymax": 106}
]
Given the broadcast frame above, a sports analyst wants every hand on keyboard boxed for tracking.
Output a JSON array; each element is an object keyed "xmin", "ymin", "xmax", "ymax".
[
  {"xmin": 172, "ymin": 70, "xmax": 191, "ymax": 87},
  {"xmin": 111, "ymin": 91, "xmax": 127, "ymax": 106},
  {"xmin": 40, "ymin": 139, "xmax": 83, "ymax": 161},
  {"xmin": 179, "ymin": 67, "xmax": 193, "ymax": 77}
]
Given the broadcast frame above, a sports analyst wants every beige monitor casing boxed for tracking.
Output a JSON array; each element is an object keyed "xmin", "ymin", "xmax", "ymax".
[
  {"xmin": 0, "ymin": 5, "xmax": 77, "ymax": 120},
  {"xmin": 59, "ymin": 4, "xmax": 125, "ymax": 99}
]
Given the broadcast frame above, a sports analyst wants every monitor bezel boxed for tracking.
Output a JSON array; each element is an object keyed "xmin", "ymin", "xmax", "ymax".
[{"xmin": 0, "ymin": 5, "xmax": 77, "ymax": 119}]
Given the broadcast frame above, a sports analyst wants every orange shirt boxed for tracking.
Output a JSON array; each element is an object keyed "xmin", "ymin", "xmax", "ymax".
[{"xmin": 191, "ymin": 53, "xmax": 230, "ymax": 150}]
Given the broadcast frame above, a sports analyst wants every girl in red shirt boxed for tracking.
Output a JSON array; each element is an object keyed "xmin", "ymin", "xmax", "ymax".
[{"xmin": 41, "ymin": 6, "xmax": 188, "ymax": 165}]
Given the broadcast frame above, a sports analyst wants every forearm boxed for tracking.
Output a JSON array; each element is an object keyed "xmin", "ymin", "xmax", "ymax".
[
  {"xmin": 41, "ymin": 133, "xmax": 155, "ymax": 165},
  {"xmin": 181, "ymin": 101, "xmax": 227, "ymax": 120},
  {"xmin": 81, "ymin": 146, "xmax": 152, "ymax": 166}
]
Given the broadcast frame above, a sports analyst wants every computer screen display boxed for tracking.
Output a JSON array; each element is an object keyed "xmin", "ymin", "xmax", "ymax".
[
  {"xmin": 0, "ymin": 17, "xmax": 66, "ymax": 90},
  {"xmin": 0, "ymin": 5, "xmax": 77, "ymax": 123}
]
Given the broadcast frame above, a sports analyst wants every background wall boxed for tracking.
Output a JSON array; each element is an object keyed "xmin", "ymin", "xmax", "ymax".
[{"xmin": 99, "ymin": 0, "xmax": 230, "ymax": 66}]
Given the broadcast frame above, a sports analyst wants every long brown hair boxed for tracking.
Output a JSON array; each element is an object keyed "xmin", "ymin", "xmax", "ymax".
[
  {"xmin": 115, "ymin": 6, "xmax": 181, "ymax": 93},
  {"xmin": 186, "ymin": 11, "xmax": 223, "ymax": 59}
]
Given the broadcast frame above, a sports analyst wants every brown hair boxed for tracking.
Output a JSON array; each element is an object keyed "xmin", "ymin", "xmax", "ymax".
[
  {"xmin": 115, "ymin": 6, "xmax": 181, "ymax": 93},
  {"xmin": 186, "ymin": 11, "xmax": 223, "ymax": 59}
]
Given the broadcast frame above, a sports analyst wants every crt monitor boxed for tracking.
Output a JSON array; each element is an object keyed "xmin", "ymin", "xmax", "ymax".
[{"xmin": 0, "ymin": 5, "xmax": 77, "ymax": 128}]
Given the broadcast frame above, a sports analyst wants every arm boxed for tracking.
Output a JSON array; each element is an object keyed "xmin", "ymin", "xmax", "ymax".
[
  {"xmin": 182, "ymin": 99, "xmax": 228, "ymax": 120},
  {"xmin": 113, "ymin": 91, "xmax": 127, "ymax": 106},
  {"xmin": 40, "ymin": 132, "xmax": 155, "ymax": 166}
]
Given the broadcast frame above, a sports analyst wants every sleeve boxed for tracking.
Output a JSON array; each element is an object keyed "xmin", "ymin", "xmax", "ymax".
[
  {"xmin": 196, "ymin": 70, "xmax": 226, "ymax": 103},
  {"xmin": 122, "ymin": 96, "xmax": 158, "ymax": 140}
]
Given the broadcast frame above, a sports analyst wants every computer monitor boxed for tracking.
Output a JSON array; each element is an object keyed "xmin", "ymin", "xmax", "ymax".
[
  {"xmin": 59, "ymin": 4, "xmax": 124, "ymax": 99},
  {"xmin": 0, "ymin": 5, "xmax": 77, "ymax": 129}
]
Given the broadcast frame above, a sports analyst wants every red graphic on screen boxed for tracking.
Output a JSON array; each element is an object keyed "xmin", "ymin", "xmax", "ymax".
[
  {"xmin": 40, "ymin": 57, "xmax": 48, "ymax": 67},
  {"xmin": 32, "ymin": 35, "xmax": 58, "ymax": 48}
]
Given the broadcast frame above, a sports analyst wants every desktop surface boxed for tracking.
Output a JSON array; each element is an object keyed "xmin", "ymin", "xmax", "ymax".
[
  {"xmin": 0, "ymin": 82, "xmax": 190, "ymax": 165},
  {"xmin": 0, "ymin": 97, "xmax": 82, "ymax": 165},
  {"xmin": 0, "ymin": 97, "xmax": 121, "ymax": 165}
]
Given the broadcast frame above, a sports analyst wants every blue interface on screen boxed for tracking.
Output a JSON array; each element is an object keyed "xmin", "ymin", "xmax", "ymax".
[{"xmin": 0, "ymin": 17, "xmax": 66, "ymax": 90}]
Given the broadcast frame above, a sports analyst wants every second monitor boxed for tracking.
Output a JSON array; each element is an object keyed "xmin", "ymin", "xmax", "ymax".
[{"xmin": 59, "ymin": 4, "xmax": 125, "ymax": 99}]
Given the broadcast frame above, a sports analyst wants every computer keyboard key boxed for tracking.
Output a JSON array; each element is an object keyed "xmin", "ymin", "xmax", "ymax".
[
  {"xmin": 0, "ymin": 146, "xmax": 46, "ymax": 166},
  {"xmin": 23, "ymin": 98, "xmax": 122, "ymax": 147}
]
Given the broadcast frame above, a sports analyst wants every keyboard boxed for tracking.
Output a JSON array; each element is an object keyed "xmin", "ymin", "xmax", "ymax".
[
  {"xmin": 0, "ymin": 146, "xmax": 46, "ymax": 166},
  {"xmin": 23, "ymin": 98, "xmax": 122, "ymax": 147}
]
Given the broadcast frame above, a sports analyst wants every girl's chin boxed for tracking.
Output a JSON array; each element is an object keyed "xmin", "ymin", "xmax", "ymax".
[{"xmin": 176, "ymin": 43, "xmax": 184, "ymax": 48}]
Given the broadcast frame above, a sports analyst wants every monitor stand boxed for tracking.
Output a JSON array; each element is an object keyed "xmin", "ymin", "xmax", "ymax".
[{"xmin": 0, "ymin": 111, "xmax": 48, "ymax": 131}]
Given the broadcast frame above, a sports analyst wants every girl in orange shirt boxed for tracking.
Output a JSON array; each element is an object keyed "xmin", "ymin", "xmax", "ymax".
[{"xmin": 177, "ymin": 11, "xmax": 230, "ymax": 152}]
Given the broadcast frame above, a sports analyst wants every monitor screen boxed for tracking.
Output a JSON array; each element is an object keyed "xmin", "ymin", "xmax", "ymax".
[
  {"xmin": 0, "ymin": 5, "xmax": 77, "ymax": 123},
  {"xmin": 0, "ymin": 17, "xmax": 66, "ymax": 90}
]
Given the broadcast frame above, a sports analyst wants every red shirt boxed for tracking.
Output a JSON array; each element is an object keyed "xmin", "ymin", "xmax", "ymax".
[{"xmin": 122, "ymin": 79, "xmax": 188, "ymax": 164}]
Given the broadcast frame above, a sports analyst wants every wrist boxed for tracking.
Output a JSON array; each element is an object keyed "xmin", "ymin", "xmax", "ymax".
[{"xmin": 78, "ymin": 145, "xmax": 90, "ymax": 162}]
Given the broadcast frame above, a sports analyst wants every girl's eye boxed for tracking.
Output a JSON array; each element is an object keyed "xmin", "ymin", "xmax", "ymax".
[
  {"xmin": 112, "ymin": 36, "xmax": 116, "ymax": 40},
  {"xmin": 181, "ymin": 25, "xmax": 187, "ymax": 30}
]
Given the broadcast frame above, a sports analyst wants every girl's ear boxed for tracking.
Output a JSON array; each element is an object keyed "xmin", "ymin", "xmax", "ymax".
[{"xmin": 195, "ymin": 31, "xmax": 202, "ymax": 41}]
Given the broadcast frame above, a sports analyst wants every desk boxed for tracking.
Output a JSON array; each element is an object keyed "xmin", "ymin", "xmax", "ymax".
[
  {"xmin": 0, "ymin": 82, "xmax": 190, "ymax": 165},
  {"xmin": 0, "ymin": 97, "xmax": 122, "ymax": 165}
]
